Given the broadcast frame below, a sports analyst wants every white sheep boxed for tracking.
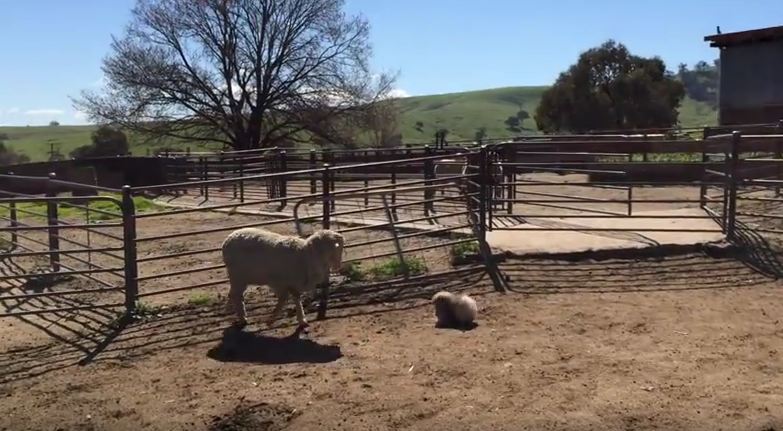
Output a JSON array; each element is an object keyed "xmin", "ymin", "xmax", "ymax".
[
  {"xmin": 432, "ymin": 291, "xmax": 478, "ymax": 329},
  {"xmin": 221, "ymin": 227, "xmax": 345, "ymax": 330}
]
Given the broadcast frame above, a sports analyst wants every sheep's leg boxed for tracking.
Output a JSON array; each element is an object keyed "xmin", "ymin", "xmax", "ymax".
[
  {"xmin": 266, "ymin": 290, "xmax": 289, "ymax": 327},
  {"xmin": 292, "ymin": 291, "xmax": 308, "ymax": 328},
  {"xmin": 227, "ymin": 280, "xmax": 248, "ymax": 326}
]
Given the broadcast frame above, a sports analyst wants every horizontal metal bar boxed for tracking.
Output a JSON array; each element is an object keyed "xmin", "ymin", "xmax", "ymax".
[
  {"xmin": 0, "ymin": 286, "xmax": 123, "ymax": 301},
  {"xmin": 136, "ymin": 246, "xmax": 221, "ymax": 263},
  {"xmin": 0, "ymin": 303, "xmax": 125, "ymax": 318},
  {"xmin": 345, "ymin": 224, "xmax": 472, "ymax": 249},
  {"xmin": 338, "ymin": 210, "xmax": 470, "ymax": 234},
  {"xmin": 3, "ymin": 246, "xmax": 124, "ymax": 258},
  {"xmin": 501, "ymin": 198, "xmax": 706, "ymax": 204},
  {"xmin": 343, "ymin": 238, "xmax": 478, "ymax": 264},
  {"xmin": 515, "ymin": 201, "xmax": 625, "ymax": 216},
  {"xmin": 137, "ymin": 263, "xmax": 225, "ymax": 282},
  {"xmin": 137, "ymin": 278, "xmax": 229, "ymax": 298},
  {"xmin": 132, "ymin": 152, "xmax": 479, "ymax": 192},
  {"xmin": 135, "ymin": 215, "xmax": 297, "ymax": 242},
  {"xmin": 0, "ymin": 266, "xmax": 124, "ymax": 282},
  {"xmin": 503, "ymin": 214, "xmax": 721, "ymax": 219},
  {"xmin": 491, "ymin": 226, "xmax": 723, "ymax": 232},
  {"xmin": 0, "ymin": 221, "xmax": 123, "ymax": 232},
  {"xmin": 506, "ymin": 181, "xmax": 724, "ymax": 187},
  {"xmin": 736, "ymin": 212, "xmax": 783, "ymax": 220}
]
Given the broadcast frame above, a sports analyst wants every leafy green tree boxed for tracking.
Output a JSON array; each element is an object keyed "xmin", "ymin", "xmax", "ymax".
[
  {"xmin": 70, "ymin": 125, "xmax": 129, "ymax": 159},
  {"xmin": 474, "ymin": 126, "xmax": 487, "ymax": 142},
  {"xmin": 0, "ymin": 139, "xmax": 30, "ymax": 166},
  {"xmin": 504, "ymin": 116, "xmax": 521, "ymax": 132},
  {"xmin": 677, "ymin": 60, "xmax": 719, "ymax": 108},
  {"xmin": 535, "ymin": 40, "xmax": 685, "ymax": 133}
]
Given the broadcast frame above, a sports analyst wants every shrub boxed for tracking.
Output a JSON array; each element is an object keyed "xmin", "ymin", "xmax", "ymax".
[{"xmin": 367, "ymin": 256, "xmax": 427, "ymax": 281}]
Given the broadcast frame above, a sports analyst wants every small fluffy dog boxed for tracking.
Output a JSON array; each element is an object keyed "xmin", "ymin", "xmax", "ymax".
[{"xmin": 432, "ymin": 291, "xmax": 478, "ymax": 329}]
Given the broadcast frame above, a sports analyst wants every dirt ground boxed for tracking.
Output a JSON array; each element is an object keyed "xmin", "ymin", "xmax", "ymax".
[
  {"xmin": 3, "ymin": 179, "xmax": 783, "ymax": 430},
  {"xmin": 2, "ymin": 249, "xmax": 783, "ymax": 430}
]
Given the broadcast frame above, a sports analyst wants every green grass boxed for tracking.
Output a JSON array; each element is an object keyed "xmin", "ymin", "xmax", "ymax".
[
  {"xmin": 188, "ymin": 293, "xmax": 220, "ymax": 307},
  {"xmin": 367, "ymin": 256, "xmax": 428, "ymax": 281},
  {"xmin": 449, "ymin": 240, "xmax": 480, "ymax": 264},
  {"xmin": 0, "ymin": 86, "xmax": 718, "ymax": 162},
  {"xmin": 0, "ymin": 192, "xmax": 163, "ymax": 222},
  {"xmin": 339, "ymin": 262, "xmax": 367, "ymax": 282},
  {"xmin": 398, "ymin": 86, "xmax": 718, "ymax": 142}
]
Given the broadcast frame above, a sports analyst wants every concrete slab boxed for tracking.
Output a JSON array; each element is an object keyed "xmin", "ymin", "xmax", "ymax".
[{"xmin": 487, "ymin": 207, "xmax": 725, "ymax": 256}]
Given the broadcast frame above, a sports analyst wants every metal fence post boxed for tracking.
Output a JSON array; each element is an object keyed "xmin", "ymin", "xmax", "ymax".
[
  {"xmin": 238, "ymin": 157, "xmax": 245, "ymax": 203},
  {"xmin": 121, "ymin": 185, "xmax": 139, "ymax": 315},
  {"xmin": 7, "ymin": 172, "xmax": 17, "ymax": 246},
  {"xmin": 317, "ymin": 164, "xmax": 332, "ymax": 320},
  {"xmin": 424, "ymin": 145, "xmax": 435, "ymax": 214},
  {"xmin": 363, "ymin": 150, "xmax": 370, "ymax": 207},
  {"xmin": 309, "ymin": 149, "xmax": 317, "ymax": 195},
  {"xmin": 390, "ymin": 171, "xmax": 398, "ymax": 221},
  {"xmin": 776, "ymin": 120, "xmax": 782, "ymax": 196},
  {"xmin": 46, "ymin": 173, "xmax": 60, "ymax": 272},
  {"xmin": 726, "ymin": 131, "xmax": 740, "ymax": 240},
  {"xmin": 322, "ymin": 164, "xmax": 331, "ymax": 230},
  {"xmin": 478, "ymin": 146, "xmax": 488, "ymax": 239},
  {"xmin": 279, "ymin": 150, "xmax": 288, "ymax": 209}
]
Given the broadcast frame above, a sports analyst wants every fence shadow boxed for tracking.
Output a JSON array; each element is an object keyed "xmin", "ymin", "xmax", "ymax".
[
  {"xmin": 500, "ymin": 251, "xmax": 774, "ymax": 295},
  {"xmin": 730, "ymin": 219, "xmax": 783, "ymax": 278},
  {"xmin": 0, "ymin": 267, "xmax": 491, "ymax": 385}
]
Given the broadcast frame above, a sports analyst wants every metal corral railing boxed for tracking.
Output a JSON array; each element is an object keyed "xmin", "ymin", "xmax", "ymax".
[
  {"xmin": 4, "ymin": 127, "xmax": 783, "ymax": 320},
  {"xmin": 0, "ymin": 174, "xmax": 128, "ymax": 317},
  {"xmin": 480, "ymin": 133, "xmax": 742, "ymax": 237},
  {"xmin": 121, "ymin": 152, "xmax": 490, "ymax": 313}
]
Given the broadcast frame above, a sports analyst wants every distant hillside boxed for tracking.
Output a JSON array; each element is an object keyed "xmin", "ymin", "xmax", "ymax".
[
  {"xmin": 1, "ymin": 86, "xmax": 718, "ymax": 162},
  {"xmin": 398, "ymin": 86, "xmax": 718, "ymax": 142}
]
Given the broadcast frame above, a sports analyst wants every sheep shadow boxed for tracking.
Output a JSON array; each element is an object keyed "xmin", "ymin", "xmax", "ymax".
[
  {"xmin": 206, "ymin": 326, "xmax": 342, "ymax": 365},
  {"xmin": 435, "ymin": 321, "xmax": 479, "ymax": 332}
]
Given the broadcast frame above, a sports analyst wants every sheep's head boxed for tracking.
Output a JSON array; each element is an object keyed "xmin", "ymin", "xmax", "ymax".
[{"xmin": 309, "ymin": 230, "xmax": 345, "ymax": 272}]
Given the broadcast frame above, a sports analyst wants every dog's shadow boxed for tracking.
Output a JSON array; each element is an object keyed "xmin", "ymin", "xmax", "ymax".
[{"xmin": 207, "ymin": 326, "xmax": 343, "ymax": 365}]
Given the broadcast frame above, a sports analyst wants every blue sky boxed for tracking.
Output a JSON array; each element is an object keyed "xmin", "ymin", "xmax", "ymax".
[{"xmin": 0, "ymin": 0, "xmax": 780, "ymax": 126}]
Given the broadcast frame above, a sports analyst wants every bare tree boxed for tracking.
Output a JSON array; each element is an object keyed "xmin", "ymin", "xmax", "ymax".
[{"xmin": 73, "ymin": 0, "xmax": 395, "ymax": 150}]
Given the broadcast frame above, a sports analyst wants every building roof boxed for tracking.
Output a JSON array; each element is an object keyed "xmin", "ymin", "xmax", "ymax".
[{"xmin": 705, "ymin": 25, "xmax": 783, "ymax": 47}]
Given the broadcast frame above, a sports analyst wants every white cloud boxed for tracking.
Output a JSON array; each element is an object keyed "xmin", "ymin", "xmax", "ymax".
[
  {"xmin": 73, "ymin": 110, "xmax": 88, "ymax": 120},
  {"xmin": 24, "ymin": 109, "xmax": 65, "ymax": 116},
  {"xmin": 7, "ymin": 107, "xmax": 20, "ymax": 114},
  {"xmin": 386, "ymin": 88, "xmax": 411, "ymax": 98}
]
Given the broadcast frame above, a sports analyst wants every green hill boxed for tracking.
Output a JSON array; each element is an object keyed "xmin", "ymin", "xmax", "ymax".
[
  {"xmin": 398, "ymin": 86, "xmax": 718, "ymax": 142},
  {"xmin": 1, "ymin": 86, "xmax": 717, "ymax": 162}
]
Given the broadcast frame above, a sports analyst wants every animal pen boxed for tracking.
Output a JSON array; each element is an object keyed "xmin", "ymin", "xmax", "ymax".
[{"xmin": 2, "ymin": 124, "xmax": 783, "ymax": 323}]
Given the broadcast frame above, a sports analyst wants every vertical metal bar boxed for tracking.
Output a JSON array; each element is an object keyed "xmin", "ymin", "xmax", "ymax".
[
  {"xmin": 722, "ymin": 139, "xmax": 730, "ymax": 230},
  {"xmin": 203, "ymin": 156, "xmax": 209, "ymax": 201},
  {"xmin": 317, "ymin": 164, "xmax": 332, "ymax": 321},
  {"xmin": 9, "ymin": 200, "xmax": 17, "ymax": 246},
  {"xmin": 322, "ymin": 164, "xmax": 331, "ymax": 230},
  {"xmin": 700, "ymin": 141, "xmax": 708, "ymax": 209},
  {"xmin": 279, "ymin": 150, "xmax": 287, "ymax": 209},
  {"xmin": 424, "ymin": 145, "xmax": 434, "ymax": 215},
  {"xmin": 381, "ymin": 194, "xmax": 408, "ymax": 279},
  {"xmin": 364, "ymin": 150, "xmax": 370, "ymax": 207},
  {"xmin": 121, "ymin": 186, "xmax": 139, "ymax": 315},
  {"xmin": 726, "ymin": 131, "xmax": 740, "ymax": 240},
  {"xmin": 309, "ymin": 149, "xmax": 317, "ymax": 195},
  {"xmin": 46, "ymin": 173, "xmax": 60, "ymax": 272},
  {"xmin": 232, "ymin": 155, "xmax": 238, "ymax": 199},
  {"xmin": 239, "ymin": 157, "xmax": 245, "ymax": 203},
  {"xmin": 776, "ymin": 120, "xmax": 782, "ymax": 196},
  {"xmin": 390, "ymin": 171, "xmax": 398, "ymax": 221},
  {"xmin": 478, "ymin": 146, "xmax": 488, "ymax": 237},
  {"xmin": 486, "ymin": 148, "xmax": 494, "ymax": 230}
]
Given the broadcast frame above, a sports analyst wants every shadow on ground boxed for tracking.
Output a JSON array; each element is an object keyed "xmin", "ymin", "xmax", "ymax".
[
  {"xmin": 206, "ymin": 326, "xmax": 343, "ymax": 364},
  {"xmin": 0, "ymin": 267, "xmax": 488, "ymax": 384}
]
